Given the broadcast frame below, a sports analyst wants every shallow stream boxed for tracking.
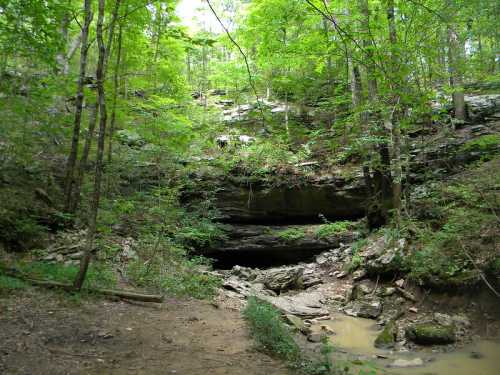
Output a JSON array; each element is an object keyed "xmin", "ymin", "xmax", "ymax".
[{"xmin": 315, "ymin": 314, "xmax": 500, "ymax": 375}]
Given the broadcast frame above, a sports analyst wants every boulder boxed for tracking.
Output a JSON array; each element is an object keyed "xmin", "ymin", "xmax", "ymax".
[
  {"xmin": 261, "ymin": 291, "xmax": 329, "ymax": 318},
  {"xmin": 230, "ymin": 265, "xmax": 257, "ymax": 281},
  {"xmin": 374, "ymin": 321, "xmax": 397, "ymax": 349},
  {"xmin": 465, "ymin": 94, "xmax": 500, "ymax": 122},
  {"xmin": 361, "ymin": 236, "xmax": 405, "ymax": 274},
  {"xmin": 257, "ymin": 266, "xmax": 304, "ymax": 292},
  {"xmin": 285, "ymin": 315, "xmax": 311, "ymax": 335},
  {"xmin": 344, "ymin": 298, "xmax": 383, "ymax": 319},
  {"xmin": 405, "ymin": 323, "xmax": 456, "ymax": 345}
]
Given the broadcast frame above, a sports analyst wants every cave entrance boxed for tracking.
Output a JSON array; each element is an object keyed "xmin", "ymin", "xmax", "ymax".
[{"xmin": 209, "ymin": 248, "xmax": 325, "ymax": 269}]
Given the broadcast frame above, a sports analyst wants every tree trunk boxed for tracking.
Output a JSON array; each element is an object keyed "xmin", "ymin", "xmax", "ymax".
[
  {"xmin": 358, "ymin": 0, "xmax": 378, "ymax": 100},
  {"xmin": 446, "ymin": 1, "xmax": 466, "ymax": 121},
  {"xmin": 358, "ymin": 0, "xmax": 392, "ymax": 227},
  {"xmin": 386, "ymin": 0, "xmax": 403, "ymax": 223},
  {"xmin": 63, "ymin": 0, "xmax": 93, "ymax": 211},
  {"xmin": 73, "ymin": 0, "xmax": 108, "ymax": 291},
  {"xmin": 69, "ymin": 103, "xmax": 98, "ymax": 213},
  {"xmin": 107, "ymin": 24, "xmax": 123, "ymax": 164},
  {"xmin": 104, "ymin": 0, "xmax": 122, "ymax": 72},
  {"xmin": 285, "ymin": 90, "xmax": 290, "ymax": 138}
]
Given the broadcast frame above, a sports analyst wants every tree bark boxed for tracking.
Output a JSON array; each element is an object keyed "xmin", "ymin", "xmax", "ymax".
[
  {"xmin": 446, "ymin": 1, "xmax": 466, "ymax": 121},
  {"xmin": 358, "ymin": 0, "xmax": 392, "ymax": 227},
  {"xmin": 386, "ymin": 0, "xmax": 403, "ymax": 223},
  {"xmin": 358, "ymin": 0, "xmax": 378, "ymax": 100},
  {"xmin": 73, "ymin": 0, "xmax": 108, "ymax": 291},
  {"xmin": 104, "ymin": 0, "xmax": 123, "ymax": 72},
  {"xmin": 69, "ymin": 103, "xmax": 98, "ymax": 213},
  {"xmin": 63, "ymin": 0, "xmax": 93, "ymax": 211}
]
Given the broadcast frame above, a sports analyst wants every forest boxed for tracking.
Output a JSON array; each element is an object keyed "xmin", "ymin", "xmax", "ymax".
[{"xmin": 0, "ymin": 0, "xmax": 499, "ymax": 374}]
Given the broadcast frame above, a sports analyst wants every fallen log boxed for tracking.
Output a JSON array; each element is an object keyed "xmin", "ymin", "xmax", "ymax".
[{"xmin": 2, "ymin": 268, "xmax": 164, "ymax": 303}]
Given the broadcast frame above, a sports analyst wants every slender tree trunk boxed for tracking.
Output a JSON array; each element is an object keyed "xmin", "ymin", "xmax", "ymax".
[
  {"xmin": 285, "ymin": 90, "xmax": 290, "ymax": 138},
  {"xmin": 186, "ymin": 51, "xmax": 191, "ymax": 85},
  {"xmin": 69, "ymin": 103, "xmax": 98, "ymax": 213},
  {"xmin": 56, "ymin": 9, "xmax": 70, "ymax": 74},
  {"xmin": 202, "ymin": 43, "xmax": 208, "ymax": 107},
  {"xmin": 446, "ymin": 1, "xmax": 466, "ymax": 121},
  {"xmin": 63, "ymin": 0, "xmax": 93, "ymax": 211},
  {"xmin": 107, "ymin": 24, "xmax": 123, "ymax": 164},
  {"xmin": 358, "ymin": 0, "xmax": 392, "ymax": 227},
  {"xmin": 448, "ymin": 27, "xmax": 466, "ymax": 121},
  {"xmin": 350, "ymin": 63, "xmax": 363, "ymax": 108},
  {"xmin": 104, "ymin": 0, "xmax": 122, "ymax": 71},
  {"xmin": 358, "ymin": 0, "xmax": 378, "ymax": 100},
  {"xmin": 73, "ymin": 0, "xmax": 108, "ymax": 291},
  {"xmin": 70, "ymin": 0, "xmax": 122, "ymax": 211},
  {"xmin": 386, "ymin": 0, "xmax": 403, "ymax": 223}
]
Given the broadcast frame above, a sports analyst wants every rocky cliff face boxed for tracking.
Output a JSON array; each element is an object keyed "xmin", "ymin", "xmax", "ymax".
[
  {"xmin": 214, "ymin": 177, "xmax": 367, "ymax": 224},
  {"xmin": 187, "ymin": 94, "xmax": 500, "ymax": 265},
  {"xmin": 204, "ymin": 224, "xmax": 360, "ymax": 267}
]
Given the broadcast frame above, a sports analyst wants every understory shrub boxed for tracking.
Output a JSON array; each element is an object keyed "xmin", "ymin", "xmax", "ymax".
[
  {"xmin": 126, "ymin": 236, "xmax": 221, "ymax": 299},
  {"xmin": 405, "ymin": 158, "xmax": 499, "ymax": 286},
  {"xmin": 276, "ymin": 228, "xmax": 306, "ymax": 242},
  {"xmin": 315, "ymin": 221, "xmax": 352, "ymax": 239},
  {"xmin": 243, "ymin": 297, "xmax": 362, "ymax": 375}
]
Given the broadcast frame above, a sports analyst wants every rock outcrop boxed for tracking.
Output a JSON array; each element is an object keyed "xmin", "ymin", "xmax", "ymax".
[
  {"xmin": 214, "ymin": 178, "xmax": 368, "ymax": 224},
  {"xmin": 204, "ymin": 224, "xmax": 358, "ymax": 266},
  {"xmin": 465, "ymin": 94, "xmax": 500, "ymax": 122}
]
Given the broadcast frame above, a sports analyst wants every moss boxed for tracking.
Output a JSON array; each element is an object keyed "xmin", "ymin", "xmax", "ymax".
[
  {"xmin": 405, "ymin": 323, "xmax": 456, "ymax": 345},
  {"xmin": 374, "ymin": 321, "xmax": 397, "ymax": 349}
]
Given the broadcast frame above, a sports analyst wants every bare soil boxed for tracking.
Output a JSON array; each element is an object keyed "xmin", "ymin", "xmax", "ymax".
[{"xmin": 0, "ymin": 288, "xmax": 291, "ymax": 375}]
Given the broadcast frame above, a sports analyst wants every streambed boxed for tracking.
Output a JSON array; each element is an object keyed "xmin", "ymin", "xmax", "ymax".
[{"xmin": 311, "ymin": 314, "xmax": 500, "ymax": 375}]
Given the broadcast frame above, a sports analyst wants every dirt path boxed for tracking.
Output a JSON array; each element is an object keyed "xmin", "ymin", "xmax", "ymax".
[{"xmin": 0, "ymin": 289, "xmax": 291, "ymax": 375}]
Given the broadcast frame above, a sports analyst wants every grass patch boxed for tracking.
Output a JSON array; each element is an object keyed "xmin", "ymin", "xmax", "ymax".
[
  {"xmin": 14, "ymin": 261, "xmax": 117, "ymax": 289},
  {"xmin": 243, "ymin": 297, "xmax": 358, "ymax": 374},
  {"xmin": 243, "ymin": 296, "xmax": 301, "ymax": 362},
  {"xmin": 315, "ymin": 221, "xmax": 352, "ymax": 239},
  {"xmin": 0, "ymin": 274, "xmax": 29, "ymax": 295}
]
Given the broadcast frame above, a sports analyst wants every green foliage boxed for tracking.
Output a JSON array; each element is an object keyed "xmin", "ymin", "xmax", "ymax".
[
  {"xmin": 243, "ymin": 296, "xmax": 301, "ymax": 362},
  {"xmin": 347, "ymin": 239, "xmax": 368, "ymax": 272},
  {"xmin": 16, "ymin": 261, "xmax": 117, "ymax": 289},
  {"xmin": 0, "ymin": 211, "xmax": 46, "ymax": 249},
  {"xmin": 174, "ymin": 215, "xmax": 226, "ymax": 249},
  {"xmin": 244, "ymin": 297, "xmax": 356, "ymax": 375},
  {"xmin": 126, "ymin": 236, "xmax": 221, "ymax": 299},
  {"xmin": 315, "ymin": 221, "xmax": 352, "ymax": 239},
  {"xmin": 276, "ymin": 228, "xmax": 306, "ymax": 242},
  {"xmin": 405, "ymin": 158, "xmax": 500, "ymax": 286},
  {"xmin": 0, "ymin": 275, "xmax": 29, "ymax": 295},
  {"xmin": 461, "ymin": 134, "xmax": 500, "ymax": 160},
  {"xmin": 212, "ymin": 139, "xmax": 309, "ymax": 183}
]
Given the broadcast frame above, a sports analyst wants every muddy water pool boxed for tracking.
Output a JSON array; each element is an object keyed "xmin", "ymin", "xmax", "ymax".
[{"xmin": 314, "ymin": 314, "xmax": 500, "ymax": 375}]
